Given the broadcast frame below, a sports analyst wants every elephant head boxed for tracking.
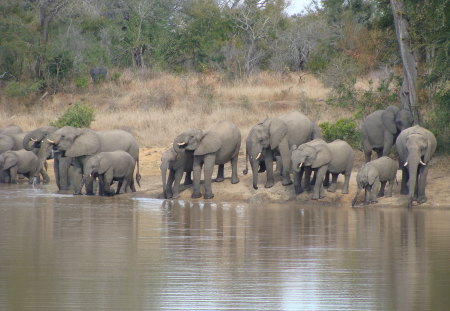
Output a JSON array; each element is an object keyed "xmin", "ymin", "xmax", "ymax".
[
  {"xmin": 291, "ymin": 140, "xmax": 331, "ymax": 172},
  {"xmin": 47, "ymin": 126, "xmax": 101, "ymax": 158},
  {"xmin": 0, "ymin": 134, "xmax": 15, "ymax": 154},
  {"xmin": 352, "ymin": 164, "xmax": 378, "ymax": 207},
  {"xmin": 382, "ymin": 106, "xmax": 413, "ymax": 135},
  {"xmin": 23, "ymin": 126, "xmax": 57, "ymax": 175},
  {"xmin": 245, "ymin": 118, "xmax": 288, "ymax": 189},
  {"xmin": 173, "ymin": 129, "xmax": 221, "ymax": 156},
  {"xmin": 83, "ymin": 155, "xmax": 101, "ymax": 179},
  {"xmin": 0, "ymin": 151, "xmax": 17, "ymax": 170}
]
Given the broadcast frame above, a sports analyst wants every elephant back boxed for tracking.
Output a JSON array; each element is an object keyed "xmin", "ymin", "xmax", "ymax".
[
  {"xmin": 202, "ymin": 121, "xmax": 241, "ymax": 163},
  {"xmin": 97, "ymin": 130, "xmax": 139, "ymax": 161},
  {"xmin": 280, "ymin": 111, "xmax": 318, "ymax": 146},
  {"xmin": 327, "ymin": 140, "xmax": 354, "ymax": 172}
]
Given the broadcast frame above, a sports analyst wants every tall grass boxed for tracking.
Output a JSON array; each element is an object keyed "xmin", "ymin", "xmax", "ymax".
[{"xmin": 1, "ymin": 71, "xmax": 354, "ymax": 147}]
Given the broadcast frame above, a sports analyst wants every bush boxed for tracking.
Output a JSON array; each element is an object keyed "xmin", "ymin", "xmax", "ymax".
[
  {"xmin": 319, "ymin": 118, "xmax": 360, "ymax": 148},
  {"xmin": 424, "ymin": 87, "xmax": 450, "ymax": 153},
  {"xmin": 75, "ymin": 76, "xmax": 89, "ymax": 89},
  {"xmin": 5, "ymin": 80, "xmax": 44, "ymax": 98},
  {"xmin": 51, "ymin": 103, "xmax": 95, "ymax": 128}
]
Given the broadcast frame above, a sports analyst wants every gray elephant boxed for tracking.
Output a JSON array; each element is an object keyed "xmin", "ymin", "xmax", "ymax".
[
  {"xmin": 291, "ymin": 139, "xmax": 354, "ymax": 200},
  {"xmin": 173, "ymin": 120, "xmax": 241, "ymax": 199},
  {"xmin": 160, "ymin": 146, "xmax": 193, "ymax": 199},
  {"xmin": 396, "ymin": 126, "xmax": 437, "ymax": 208},
  {"xmin": 0, "ymin": 132, "xmax": 28, "ymax": 154},
  {"xmin": 83, "ymin": 151, "xmax": 136, "ymax": 196},
  {"xmin": 90, "ymin": 67, "xmax": 107, "ymax": 82},
  {"xmin": 352, "ymin": 156, "xmax": 398, "ymax": 207},
  {"xmin": 246, "ymin": 111, "xmax": 321, "ymax": 190},
  {"xmin": 0, "ymin": 125, "xmax": 23, "ymax": 135},
  {"xmin": 360, "ymin": 106, "xmax": 413, "ymax": 162},
  {"xmin": 47, "ymin": 126, "xmax": 141, "ymax": 195},
  {"xmin": 0, "ymin": 150, "xmax": 48, "ymax": 183},
  {"xmin": 22, "ymin": 126, "xmax": 72, "ymax": 190}
]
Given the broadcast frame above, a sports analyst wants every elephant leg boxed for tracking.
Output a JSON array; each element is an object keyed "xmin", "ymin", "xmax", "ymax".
[
  {"xmin": 166, "ymin": 169, "xmax": 175, "ymax": 199},
  {"xmin": 215, "ymin": 164, "xmax": 225, "ymax": 182},
  {"xmin": 192, "ymin": 156, "xmax": 203, "ymax": 199},
  {"xmin": 275, "ymin": 156, "xmax": 282, "ymax": 175},
  {"xmin": 57, "ymin": 156, "xmax": 72, "ymax": 191},
  {"xmin": 385, "ymin": 179, "xmax": 394, "ymax": 197},
  {"xmin": 279, "ymin": 140, "xmax": 292, "ymax": 186},
  {"xmin": 230, "ymin": 154, "xmax": 240, "ymax": 184},
  {"xmin": 9, "ymin": 167, "xmax": 18, "ymax": 184},
  {"xmin": 382, "ymin": 132, "xmax": 394, "ymax": 157},
  {"xmin": 416, "ymin": 166, "xmax": 429, "ymax": 204},
  {"xmin": 103, "ymin": 170, "xmax": 114, "ymax": 196},
  {"xmin": 323, "ymin": 172, "xmax": 330, "ymax": 187},
  {"xmin": 84, "ymin": 176, "xmax": 95, "ymax": 195},
  {"xmin": 342, "ymin": 171, "xmax": 351, "ymax": 194},
  {"xmin": 352, "ymin": 186, "xmax": 362, "ymax": 207},
  {"xmin": 183, "ymin": 171, "xmax": 192, "ymax": 185},
  {"xmin": 264, "ymin": 150, "xmax": 275, "ymax": 188},
  {"xmin": 371, "ymin": 179, "xmax": 380, "ymax": 204},
  {"xmin": 364, "ymin": 186, "xmax": 371, "ymax": 205},
  {"xmin": 400, "ymin": 166, "xmax": 409, "ymax": 195},
  {"xmin": 304, "ymin": 167, "xmax": 312, "ymax": 191},
  {"xmin": 172, "ymin": 168, "xmax": 184, "ymax": 199},
  {"xmin": 129, "ymin": 177, "xmax": 136, "ymax": 193},
  {"xmin": 327, "ymin": 173, "xmax": 339, "ymax": 193},
  {"xmin": 116, "ymin": 179, "xmax": 123, "ymax": 194},
  {"xmin": 40, "ymin": 167, "xmax": 50, "ymax": 184},
  {"xmin": 203, "ymin": 154, "xmax": 216, "ymax": 199},
  {"xmin": 294, "ymin": 169, "xmax": 303, "ymax": 195},
  {"xmin": 312, "ymin": 166, "xmax": 327, "ymax": 200},
  {"xmin": 378, "ymin": 181, "xmax": 387, "ymax": 197},
  {"xmin": 72, "ymin": 164, "xmax": 84, "ymax": 195}
]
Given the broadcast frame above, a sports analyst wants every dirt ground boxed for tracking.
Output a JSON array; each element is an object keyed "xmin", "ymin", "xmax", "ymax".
[{"xmin": 135, "ymin": 147, "xmax": 450, "ymax": 208}]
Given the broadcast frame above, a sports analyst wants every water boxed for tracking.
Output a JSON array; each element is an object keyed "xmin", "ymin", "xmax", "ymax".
[{"xmin": 1, "ymin": 184, "xmax": 450, "ymax": 311}]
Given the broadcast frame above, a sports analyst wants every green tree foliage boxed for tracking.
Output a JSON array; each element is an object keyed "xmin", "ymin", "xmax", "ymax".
[
  {"xmin": 319, "ymin": 118, "xmax": 360, "ymax": 148},
  {"xmin": 51, "ymin": 103, "xmax": 95, "ymax": 128}
]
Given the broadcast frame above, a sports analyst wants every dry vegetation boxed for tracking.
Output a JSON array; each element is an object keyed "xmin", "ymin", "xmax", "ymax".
[{"xmin": 0, "ymin": 70, "xmax": 357, "ymax": 147}]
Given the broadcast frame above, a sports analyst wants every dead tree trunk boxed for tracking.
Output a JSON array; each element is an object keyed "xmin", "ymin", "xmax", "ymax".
[{"xmin": 390, "ymin": 0, "xmax": 421, "ymax": 125}]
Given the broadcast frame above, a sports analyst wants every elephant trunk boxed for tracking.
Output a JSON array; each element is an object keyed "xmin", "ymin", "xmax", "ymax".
[
  {"xmin": 251, "ymin": 157, "xmax": 259, "ymax": 190},
  {"xmin": 406, "ymin": 153, "xmax": 420, "ymax": 208},
  {"xmin": 160, "ymin": 163, "xmax": 169, "ymax": 199},
  {"xmin": 352, "ymin": 185, "xmax": 362, "ymax": 207},
  {"xmin": 23, "ymin": 132, "xmax": 40, "ymax": 151}
]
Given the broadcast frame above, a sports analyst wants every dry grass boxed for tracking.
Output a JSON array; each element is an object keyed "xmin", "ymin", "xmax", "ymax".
[{"xmin": 0, "ymin": 71, "xmax": 354, "ymax": 147}]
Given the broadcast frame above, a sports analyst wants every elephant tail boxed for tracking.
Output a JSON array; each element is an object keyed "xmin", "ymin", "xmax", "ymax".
[
  {"xmin": 243, "ymin": 151, "xmax": 249, "ymax": 175},
  {"xmin": 136, "ymin": 157, "xmax": 141, "ymax": 187}
]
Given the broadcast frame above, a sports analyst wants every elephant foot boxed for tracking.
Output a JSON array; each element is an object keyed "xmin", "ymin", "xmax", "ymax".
[
  {"xmin": 385, "ymin": 193, "xmax": 392, "ymax": 198},
  {"xmin": 265, "ymin": 181, "xmax": 274, "ymax": 188},
  {"xmin": 184, "ymin": 180, "xmax": 193, "ymax": 185},
  {"xmin": 327, "ymin": 187, "xmax": 336, "ymax": 193},
  {"xmin": 204, "ymin": 193, "xmax": 215, "ymax": 200},
  {"xmin": 407, "ymin": 198, "xmax": 413, "ymax": 208},
  {"xmin": 294, "ymin": 185, "xmax": 303, "ymax": 195},
  {"xmin": 215, "ymin": 177, "xmax": 225, "ymax": 183},
  {"xmin": 164, "ymin": 192, "xmax": 173, "ymax": 199},
  {"xmin": 85, "ymin": 192, "xmax": 95, "ymax": 196},
  {"xmin": 282, "ymin": 180, "xmax": 293, "ymax": 186},
  {"xmin": 377, "ymin": 191, "xmax": 385, "ymax": 197},
  {"xmin": 400, "ymin": 188, "xmax": 408, "ymax": 195},
  {"xmin": 342, "ymin": 189, "xmax": 349, "ymax": 194},
  {"xmin": 312, "ymin": 194, "xmax": 322, "ymax": 200},
  {"xmin": 172, "ymin": 193, "xmax": 180, "ymax": 199},
  {"xmin": 417, "ymin": 196, "xmax": 427, "ymax": 204},
  {"xmin": 191, "ymin": 192, "xmax": 202, "ymax": 199},
  {"xmin": 231, "ymin": 177, "xmax": 240, "ymax": 184},
  {"xmin": 305, "ymin": 186, "xmax": 312, "ymax": 193},
  {"xmin": 73, "ymin": 192, "xmax": 83, "ymax": 195}
]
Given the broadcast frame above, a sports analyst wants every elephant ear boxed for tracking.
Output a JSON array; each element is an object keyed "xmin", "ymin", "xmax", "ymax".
[
  {"xmin": 3, "ymin": 152, "xmax": 18, "ymax": 169},
  {"xmin": 311, "ymin": 144, "xmax": 331, "ymax": 168},
  {"xmin": 66, "ymin": 129, "xmax": 101, "ymax": 158},
  {"xmin": 382, "ymin": 106, "xmax": 399, "ymax": 135},
  {"xmin": 98, "ymin": 156, "xmax": 110, "ymax": 175},
  {"xmin": 194, "ymin": 132, "xmax": 221, "ymax": 156},
  {"xmin": 269, "ymin": 118, "xmax": 288, "ymax": 150},
  {"xmin": 367, "ymin": 166, "xmax": 378, "ymax": 185}
]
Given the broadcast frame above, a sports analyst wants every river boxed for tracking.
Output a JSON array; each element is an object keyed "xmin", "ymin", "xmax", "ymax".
[{"xmin": 1, "ymin": 184, "xmax": 449, "ymax": 310}]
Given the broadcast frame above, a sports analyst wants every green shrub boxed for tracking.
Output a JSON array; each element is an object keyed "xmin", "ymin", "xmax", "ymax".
[
  {"xmin": 51, "ymin": 103, "xmax": 95, "ymax": 128},
  {"xmin": 424, "ymin": 87, "xmax": 450, "ymax": 153},
  {"xmin": 5, "ymin": 80, "xmax": 44, "ymax": 98},
  {"xmin": 75, "ymin": 76, "xmax": 89, "ymax": 89},
  {"xmin": 319, "ymin": 118, "xmax": 360, "ymax": 148}
]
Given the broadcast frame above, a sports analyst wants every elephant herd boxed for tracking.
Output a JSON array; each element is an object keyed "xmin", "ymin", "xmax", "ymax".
[{"xmin": 0, "ymin": 105, "xmax": 438, "ymax": 208}]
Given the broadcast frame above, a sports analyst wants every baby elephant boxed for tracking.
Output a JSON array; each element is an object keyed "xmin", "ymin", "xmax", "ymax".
[
  {"xmin": 84, "ymin": 151, "xmax": 136, "ymax": 196},
  {"xmin": 0, "ymin": 150, "xmax": 48, "ymax": 184},
  {"xmin": 160, "ymin": 146, "xmax": 193, "ymax": 199},
  {"xmin": 352, "ymin": 156, "xmax": 398, "ymax": 207},
  {"xmin": 291, "ymin": 139, "xmax": 354, "ymax": 200}
]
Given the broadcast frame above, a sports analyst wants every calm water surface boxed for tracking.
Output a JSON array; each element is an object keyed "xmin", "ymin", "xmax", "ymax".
[{"xmin": 1, "ymin": 184, "xmax": 450, "ymax": 311}]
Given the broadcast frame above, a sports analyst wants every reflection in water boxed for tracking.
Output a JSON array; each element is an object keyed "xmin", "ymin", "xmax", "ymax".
[{"xmin": 0, "ymin": 185, "xmax": 449, "ymax": 310}]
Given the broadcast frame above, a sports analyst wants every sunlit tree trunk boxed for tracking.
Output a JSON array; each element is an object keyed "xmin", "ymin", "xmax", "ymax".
[{"xmin": 390, "ymin": 0, "xmax": 421, "ymax": 125}]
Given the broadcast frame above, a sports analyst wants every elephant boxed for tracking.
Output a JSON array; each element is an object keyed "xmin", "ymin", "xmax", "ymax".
[
  {"xmin": 173, "ymin": 120, "xmax": 241, "ymax": 199},
  {"xmin": 160, "ymin": 146, "xmax": 193, "ymax": 199},
  {"xmin": 0, "ymin": 132, "xmax": 28, "ymax": 154},
  {"xmin": 83, "ymin": 151, "xmax": 136, "ymax": 196},
  {"xmin": 360, "ymin": 106, "xmax": 413, "ymax": 162},
  {"xmin": 23, "ymin": 126, "xmax": 73, "ymax": 190},
  {"xmin": 47, "ymin": 126, "xmax": 141, "ymax": 195},
  {"xmin": 246, "ymin": 111, "xmax": 321, "ymax": 190},
  {"xmin": 0, "ymin": 150, "xmax": 48, "ymax": 184},
  {"xmin": 352, "ymin": 156, "xmax": 398, "ymax": 207},
  {"xmin": 0, "ymin": 124, "xmax": 23, "ymax": 135},
  {"xmin": 90, "ymin": 67, "xmax": 107, "ymax": 82},
  {"xmin": 291, "ymin": 139, "xmax": 354, "ymax": 200},
  {"xmin": 396, "ymin": 125, "xmax": 437, "ymax": 208}
]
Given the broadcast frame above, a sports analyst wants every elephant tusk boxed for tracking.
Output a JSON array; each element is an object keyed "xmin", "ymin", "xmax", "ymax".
[
  {"xmin": 404, "ymin": 161, "xmax": 408, "ymax": 167},
  {"xmin": 298, "ymin": 162, "xmax": 303, "ymax": 169},
  {"xmin": 47, "ymin": 139, "xmax": 55, "ymax": 144},
  {"xmin": 30, "ymin": 138, "xmax": 38, "ymax": 142},
  {"xmin": 420, "ymin": 160, "xmax": 426, "ymax": 166},
  {"xmin": 256, "ymin": 152, "xmax": 262, "ymax": 160},
  {"xmin": 177, "ymin": 142, "xmax": 187, "ymax": 146}
]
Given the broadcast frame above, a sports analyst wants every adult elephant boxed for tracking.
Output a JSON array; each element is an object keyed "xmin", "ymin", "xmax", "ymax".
[
  {"xmin": 47, "ymin": 126, "xmax": 141, "ymax": 195},
  {"xmin": 0, "ymin": 132, "xmax": 27, "ymax": 154},
  {"xmin": 396, "ymin": 126, "xmax": 436, "ymax": 208},
  {"xmin": 0, "ymin": 125, "xmax": 23, "ymax": 135},
  {"xmin": 23, "ymin": 126, "xmax": 72, "ymax": 190},
  {"xmin": 173, "ymin": 120, "xmax": 241, "ymax": 199},
  {"xmin": 360, "ymin": 105, "xmax": 413, "ymax": 162},
  {"xmin": 246, "ymin": 111, "xmax": 321, "ymax": 190}
]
